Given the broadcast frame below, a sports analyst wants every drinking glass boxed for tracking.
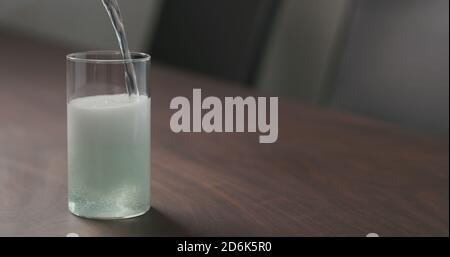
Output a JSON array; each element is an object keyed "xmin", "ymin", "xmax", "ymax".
[{"xmin": 66, "ymin": 51, "xmax": 151, "ymax": 219}]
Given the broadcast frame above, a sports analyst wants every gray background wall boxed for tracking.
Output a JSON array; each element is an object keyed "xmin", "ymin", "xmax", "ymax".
[
  {"xmin": 0, "ymin": 0, "xmax": 448, "ymax": 135},
  {"xmin": 0, "ymin": 0, "xmax": 352, "ymax": 103},
  {"xmin": 331, "ymin": 0, "xmax": 449, "ymax": 134},
  {"xmin": 0, "ymin": 0, "xmax": 162, "ymax": 51}
]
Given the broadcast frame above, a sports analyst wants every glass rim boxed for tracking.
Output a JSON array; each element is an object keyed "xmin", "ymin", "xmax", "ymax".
[{"xmin": 67, "ymin": 50, "xmax": 151, "ymax": 64}]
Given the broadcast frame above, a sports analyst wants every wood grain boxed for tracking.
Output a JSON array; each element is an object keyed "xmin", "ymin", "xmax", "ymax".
[{"xmin": 0, "ymin": 33, "xmax": 448, "ymax": 236}]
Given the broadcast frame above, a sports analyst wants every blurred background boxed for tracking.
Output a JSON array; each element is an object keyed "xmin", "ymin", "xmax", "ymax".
[{"xmin": 0, "ymin": 0, "xmax": 448, "ymax": 135}]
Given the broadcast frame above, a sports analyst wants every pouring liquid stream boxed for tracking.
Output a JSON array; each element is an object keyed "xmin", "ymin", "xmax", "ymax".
[{"xmin": 102, "ymin": 0, "xmax": 139, "ymax": 96}]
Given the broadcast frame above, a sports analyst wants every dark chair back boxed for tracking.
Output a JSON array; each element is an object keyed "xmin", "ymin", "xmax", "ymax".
[{"xmin": 150, "ymin": 0, "xmax": 281, "ymax": 86}]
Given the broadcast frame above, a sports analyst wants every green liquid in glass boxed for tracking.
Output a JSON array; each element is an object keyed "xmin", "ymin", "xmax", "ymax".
[{"xmin": 68, "ymin": 94, "xmax": 150, "ymax": 219}]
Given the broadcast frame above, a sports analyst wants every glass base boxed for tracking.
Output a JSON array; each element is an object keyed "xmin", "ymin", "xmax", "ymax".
[{"xmin": 69, "ymin": 204, "xmax": 150, "ymax": 220}]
